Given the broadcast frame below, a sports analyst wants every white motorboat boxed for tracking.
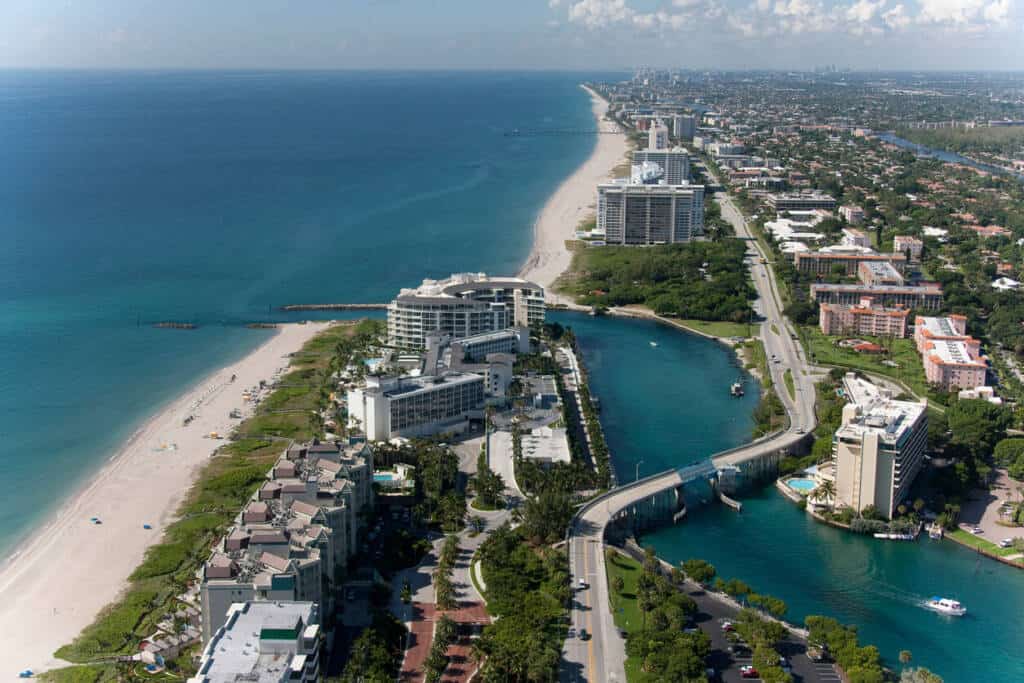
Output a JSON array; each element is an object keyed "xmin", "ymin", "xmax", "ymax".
[
  {"xmin": 925, "ymin": 597, "xmax": 966, "ymax": 616},
  {"xmin": 649, "ymin": 341, "xmax": 658, "ymax": 347}
]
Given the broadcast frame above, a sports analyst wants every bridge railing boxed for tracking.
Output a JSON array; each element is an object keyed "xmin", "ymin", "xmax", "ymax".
[{"xmin": 572, "ymin": 426, "xmax": 793, "ymax": 536}]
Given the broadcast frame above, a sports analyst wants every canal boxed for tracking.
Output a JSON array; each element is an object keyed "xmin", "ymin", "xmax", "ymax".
[
  {"xmin": 877, "ymin": 132, "xmax": 1024, "ymax": 182},
  {"xmin": 557, "ymin": 311, "xmax": 1024, "ymax": 682}
]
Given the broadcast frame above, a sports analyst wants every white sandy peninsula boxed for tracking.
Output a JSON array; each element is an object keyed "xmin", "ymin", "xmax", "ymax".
[
  {"xmin": 519, "ymin": 85, "xmax": 628, "ymax": 293},
  {"xmin": 0, "ymin": 322, "xmax": 329, "ymax": 676}
]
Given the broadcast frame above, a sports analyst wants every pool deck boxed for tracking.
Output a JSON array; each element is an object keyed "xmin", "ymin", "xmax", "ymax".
[{"xmin": 776, "ymin": 478, "xmax": 806, "ymax": 504}]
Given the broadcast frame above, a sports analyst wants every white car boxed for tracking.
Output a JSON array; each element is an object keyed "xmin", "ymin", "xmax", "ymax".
[
  {"xmin": 999, "ymin": 538, "xmax": 1014, "ymax": 548},
  {"xmin": 578, "ymin": 578, "xmax": 588, "ymax": 589}
]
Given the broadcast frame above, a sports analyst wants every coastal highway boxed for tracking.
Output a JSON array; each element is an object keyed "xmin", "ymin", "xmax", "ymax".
[{"xmin": 561, "ymin": 169, "xmax": 818, "ymax": 682}]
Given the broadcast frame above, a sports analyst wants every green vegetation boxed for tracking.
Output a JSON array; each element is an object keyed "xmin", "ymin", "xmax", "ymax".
[
  {"xmin": 474, "ymin": 524, "xmax": 569, "ymax": 682},
  {"xmin": 473, "ymin": 450, "xmax": 505, "ymax": 510},
  {"xmin": 946, "ymin": 529, "xmax": 1022, "ymax": 561},
  {"xmin": 606, "ymin": 551, "xmax": 707, "ymax": 682},
  {"xmin": 39, "ymin": 665, "xmax": 119, "ymax": 683},
  {"xmin": 805, "ymin": 615, "xmax": 886, "ymax": 682},
  {"xmin": 433, "ymin": 534, "xmax": 460, "ymax": 610},
  {"xmin": 783, "ymin": 369, "xmax": 795, "ymax": 401},
  {"xmin": 898, "ymin": 125, "xmax": 1024, "ymax": 158},
  {"xmin": 743, "ymin": 339, "xmax": 787, "ymax": 438},
  {"xmin": 995, "ymin": 437, "xmax": 1024, "ymax": 481},
  {"xmin": 676, "ymin": 318, "xmax": 754, "ymax": 338},
  {"xmin": 338, "ymin": 612, "xmax": 407, "ymax": 683},
  {"xmin": 54, "ymin": 320, "xmax": 383, "ymax": 664},
  {"xmin": 557, "ymin": 240, "xmax": 755, "ymax": 322},
  {"xmin": 929, "ymin": 398, "xmax": 1013, "ymax": 503},
  {"xmin": 800, "ymin": 326, "xmax": 934, "ymax": 402}
]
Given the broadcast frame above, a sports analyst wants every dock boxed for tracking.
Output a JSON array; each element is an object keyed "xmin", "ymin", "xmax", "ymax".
[{"xmin": 279, "ymin": 303, "xmax": 387, "ymax": 311}]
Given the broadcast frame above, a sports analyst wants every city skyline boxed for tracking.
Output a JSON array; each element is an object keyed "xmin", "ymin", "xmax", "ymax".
[{"xmin": 1, "ymin": 0, "xmax": 1021, "ymax": 71}]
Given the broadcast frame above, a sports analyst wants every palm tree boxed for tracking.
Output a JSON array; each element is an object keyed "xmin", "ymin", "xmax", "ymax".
[{"xmin": 810, "ymin": 480, "xmax": 836, "ymax": 509}]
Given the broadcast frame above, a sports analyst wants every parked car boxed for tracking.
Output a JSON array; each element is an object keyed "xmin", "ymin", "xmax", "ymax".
[
  {"xmin": 740, "ymin": 665, "xmax": 759, "ymax": 679},
  {"xmin": 999, "ymin": 538, "xmax": 1014, "ymax": 548},
  {"xmin": 720, "ymin": 620, "xmax": 735, "ymax": 632},
  {"xmin": 579, "ymin": 628, "xmax": 590, "ymax": 641},
  {"xmin": 971, "ymin": 526, "xmax": 984, "ymax": 535},
  {"xmin": 578, "ymin": 578, "xmax": 587, "ymax": 589}
]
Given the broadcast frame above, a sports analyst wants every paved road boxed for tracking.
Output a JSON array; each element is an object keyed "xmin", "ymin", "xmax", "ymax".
[{"xmin": 562, "ymin": 171, "xmax": 820, "ymax": 683}]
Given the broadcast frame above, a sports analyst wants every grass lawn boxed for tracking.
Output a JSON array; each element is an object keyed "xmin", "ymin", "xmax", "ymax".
[
  {"xmin": 947, "ymin": 529, "xmax": 1023, "ymax": 562},
  {"xmin": 605, "ymin": 551, "xmax": 646, "ymax": 681},
  {"xmin": 799, "ymin": 326, "xmax": 940, "ymax": 403},
  {"xmin": 676, "ymin": 319, "xmax": 756, "ymax": 339},
  {"xmin": 784, "ymin": 369, "xmax": 795, "ymax": 400}
]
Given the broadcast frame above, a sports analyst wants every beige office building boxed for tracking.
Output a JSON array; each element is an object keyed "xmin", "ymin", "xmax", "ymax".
[{"xmin": 830, "ymin": 374, "xmax": 928, "ymax": 519}]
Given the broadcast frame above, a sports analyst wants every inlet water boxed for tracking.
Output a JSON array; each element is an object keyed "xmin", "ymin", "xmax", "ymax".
[{"xmin": 563, "ymin": 312, "xmax": 1024, "ymax": 681}]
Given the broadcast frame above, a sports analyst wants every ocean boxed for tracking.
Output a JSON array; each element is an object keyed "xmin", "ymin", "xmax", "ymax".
[{"xmin": 0, "ymin": 69, "xmax": 611, "ymax": 555}]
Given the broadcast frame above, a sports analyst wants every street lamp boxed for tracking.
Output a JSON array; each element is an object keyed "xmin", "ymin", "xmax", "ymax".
[{"xmin": 635, "ymin": 460, "xmax": 644, "ymax": 482}]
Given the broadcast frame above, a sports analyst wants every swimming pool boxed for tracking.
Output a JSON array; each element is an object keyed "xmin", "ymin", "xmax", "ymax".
[
  {"xmin": 787, "ymin": 478, "xmax": 816, "ymax": 493},
  {"xmin": 374, "ymin": 473, "xmax": 398, "ymax": 482}
]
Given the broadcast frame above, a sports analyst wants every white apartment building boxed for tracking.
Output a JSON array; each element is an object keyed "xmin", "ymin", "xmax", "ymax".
[
  {"xmin": 632, "ymin": 148, "xmax": 691, "ymax": 185},
  {"xmin": 191, "ymin": 601, "xmax": 320, "ymax": 683},
  {"xmin": 387, "ymin": 273, "xmax": 544, "ymax": 349},
  {"xmin": 200, "ymin": 442, "xmax": 372, "ymax": 641},
  {"xmin": 348, "ymin": 372, "xmax": 485, "ymax": 441},
  {"xmin": 597, "ymin": 183, "xmax": 704, "ymax": 245},
  {"xmin": 648, "ymin": 119, "xmax": 669, "ymax": 150},
  {"xmin": 830, "ymin": 374, "xmax": 928, "ymax": 519}
]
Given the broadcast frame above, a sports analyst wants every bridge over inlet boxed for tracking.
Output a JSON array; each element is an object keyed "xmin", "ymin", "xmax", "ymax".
[{"xmin": 561, "ymin": 163, "xmax": 820, "ymax": 683}]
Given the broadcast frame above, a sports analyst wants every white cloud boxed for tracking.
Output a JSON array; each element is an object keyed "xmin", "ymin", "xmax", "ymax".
[
  {"xmin": 882, "ymin": 2, "xmax": 911, "ymax": 27},
  {"xmin": 916, "ymin": 0, "xmax": 1011, "ymax": 25},
  {"xmin": 561, "ymin": 0, "xmax": 1015, "ymax": 39},
  {"xmin": 982, "ymin": 0, "xmax": 1011, "ymax": 22},
  {"xmin": 566, "ymin": 0, "xmax": 633, "ymax": 29},
  {"xmin": 845, "ymin": 0, "xmax": 885, "ymax": 22}
]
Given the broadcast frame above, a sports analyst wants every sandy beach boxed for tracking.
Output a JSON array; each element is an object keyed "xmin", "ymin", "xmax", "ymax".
[
  {"xmin": 519, "ymin": 85, "xmax": 629, "ymax": 293},
  {"xmin": 0, "ymin": 322, "xmax": 329, "ymax": 676}
]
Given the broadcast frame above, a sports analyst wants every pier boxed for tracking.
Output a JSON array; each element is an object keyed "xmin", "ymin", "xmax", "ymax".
[{"xmin": 279, "ymin": 303, "xmax": 387, "ymax": 311}]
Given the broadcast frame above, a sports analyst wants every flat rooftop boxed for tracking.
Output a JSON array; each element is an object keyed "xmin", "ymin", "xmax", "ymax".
[
  {"xmin": 812, "ymin": 283, "xmax": 942, "ymax": 294},
  {"xmin": 840, "ymin": 374, "xmax": 926, "ymax": 445},
  {"xmin": 367, "ymin": 371, "xmax": 483, "ymax": 398},
  {"xmin": 926, "ymin": 340, "xmax": 985, "ymax": 367},
  {"xmin": 521, "ymin": 427, "xmax": 572, "ymax": 464},
  {"xmin": 195, "ymin": 601, "xmax": 318, "ymax": 683},
  {"xmin": 917, "ymin": 316, "xmax": 967, "ymax": 339}
]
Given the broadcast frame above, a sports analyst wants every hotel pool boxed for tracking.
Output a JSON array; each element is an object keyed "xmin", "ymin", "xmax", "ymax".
[
  {"xmin": 374, "ymin": 473, "xmax": 398, "ymax": 482},
  {"xmin": 787, "ymin": 478, "xmax": 816, "ymax": 493}
]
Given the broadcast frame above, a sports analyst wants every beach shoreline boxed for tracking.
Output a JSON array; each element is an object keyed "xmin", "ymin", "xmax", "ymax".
[
  {"xmin": 518, "ymin": 84, "xmax": 628, "ymax": 294},
  {"xmin": 0, "ymin": 322, "xmax": 330, "ymax": 676}
]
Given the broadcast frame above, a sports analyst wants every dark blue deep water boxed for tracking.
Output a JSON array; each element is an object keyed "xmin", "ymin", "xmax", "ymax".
[{"xmin": 0, "ymin": 70, "xmax": 606, "ymax": 554}]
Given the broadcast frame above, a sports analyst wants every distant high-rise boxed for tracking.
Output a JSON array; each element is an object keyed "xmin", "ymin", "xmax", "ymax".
[
  {"xmin": 648, "ymin": 119, "xmax": 669, "ymax": 150},
  {"xmin": 597, "ymin": 183, "xmax": 704, "ymax": 245},
  {"xmin": 632, "ymin": 148, "xmax": 691, "ymax": 185},
  {"xmin": 672, "ymin": 114, "xmax": 697, "ymax": 140}
]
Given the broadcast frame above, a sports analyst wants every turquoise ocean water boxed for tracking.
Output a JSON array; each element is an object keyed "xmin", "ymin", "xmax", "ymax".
[
  {"xmin": 0, "ymin": 70, "xmax": 607, "ymax": 556},
  {"xmin": 558, "ymin": 312, "xmax": 1024, "ymax": 681}
]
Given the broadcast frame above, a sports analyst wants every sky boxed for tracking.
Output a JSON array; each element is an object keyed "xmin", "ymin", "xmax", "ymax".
[{"xmin": 0, "ymin": 0, "xmax": 1021, "ymax": 71}]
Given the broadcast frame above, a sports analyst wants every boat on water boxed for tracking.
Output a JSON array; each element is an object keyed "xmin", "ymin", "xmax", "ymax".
[
  {"xmin": 873, "ymin": 532, "xmax": 915, "ymax": 541},
  {"xmin": 649, "ymin": 341, "xmax": 658, "ymax": 347},
  {"xmin": 730, "ymin": 379, "xmax": 744, "ymax": 397},
  {"xmin": 925, "ymin": 597, "xmax": 966, "ymax": 616}
]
